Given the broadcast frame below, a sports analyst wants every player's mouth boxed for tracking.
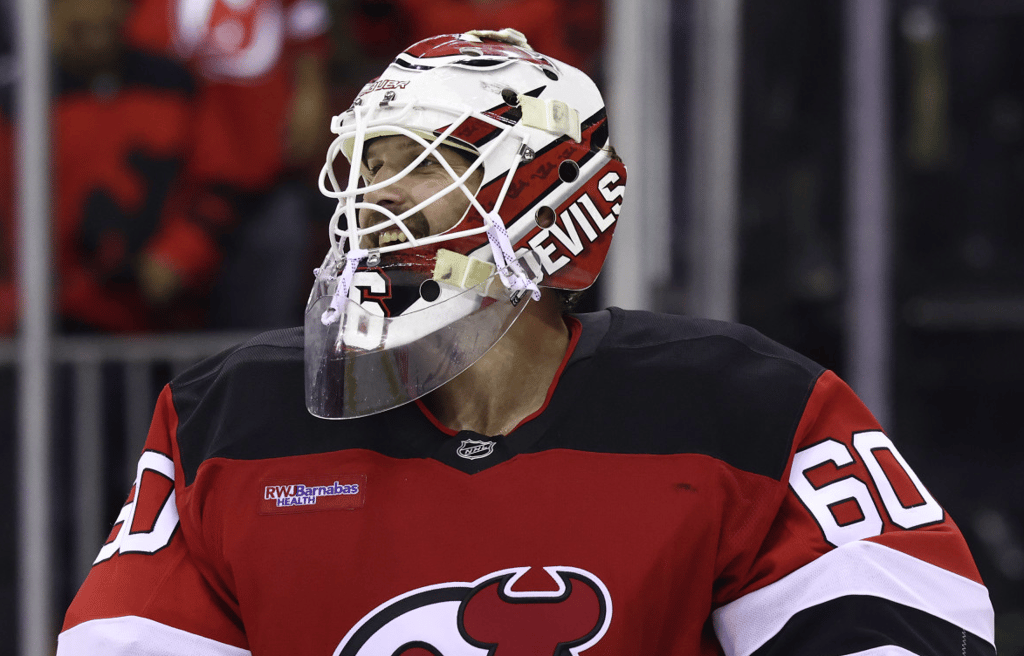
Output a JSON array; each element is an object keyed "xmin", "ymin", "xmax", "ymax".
[
  {"xmin": 366, "ymin": 226, "xmax": 426, "ymax": 248},
  {"xmin": 378, "ymin": 229, "xmax": 412, "ymax": 247},
  {"xmin": 361, "ymin": 211, "xmax": 431, "ymax": 249}
]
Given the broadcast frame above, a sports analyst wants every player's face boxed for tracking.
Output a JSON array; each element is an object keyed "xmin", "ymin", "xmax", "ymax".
[{"xmin": 358, "ymin": 136, "xmax": 483, "ymax": 249}]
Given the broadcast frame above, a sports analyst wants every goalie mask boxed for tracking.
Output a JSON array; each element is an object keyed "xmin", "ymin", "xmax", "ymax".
[{"xmin": 306, "ymin": 28, "xmax": 628, "ymax": 419}]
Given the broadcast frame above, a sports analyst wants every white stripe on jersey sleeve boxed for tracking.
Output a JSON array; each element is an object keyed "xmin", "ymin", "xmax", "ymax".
[
  {"xmin": 711, "ymin": 540, "xmax": 995, "ymax": 656},
  {"xmin": 57, "ymin": 615, "xmax": 251, "ymax": 656},
  {"xmin": 844, "ymin": 649, "xmax": 921, "ymax": 656}
]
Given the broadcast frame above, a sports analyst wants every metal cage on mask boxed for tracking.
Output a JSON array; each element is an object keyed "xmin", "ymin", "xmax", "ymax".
[
  {"xmin": 317, "ymin": 95, "xmax": 542, "ymax": 323},
  {"xmin": 306, "ymin": 94, "xmax": 543, "ymax": 419}
]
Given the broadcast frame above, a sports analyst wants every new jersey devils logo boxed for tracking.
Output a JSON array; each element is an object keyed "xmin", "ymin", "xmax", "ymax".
[{"xmin": 333, "ymin": 566, "xmax": 612, "ymax": 656}]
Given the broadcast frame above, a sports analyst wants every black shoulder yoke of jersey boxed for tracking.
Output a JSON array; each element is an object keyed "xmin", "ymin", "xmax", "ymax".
[
  {"xmin": 171, "ymin": 311, "xmax": 825, "ymax": 485},
  {"xmin": 172, "ymin": 328, "xmax": 438, "ymax": 486},
  {"xmin": 531, "ymin": 307, "xmax": 826, "ymax": 481}
]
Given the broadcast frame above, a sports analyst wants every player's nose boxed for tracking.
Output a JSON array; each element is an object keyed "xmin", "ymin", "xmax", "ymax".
[{"xmin": 363, "ymin": 172, "xmax": 408, "ymax": 208}]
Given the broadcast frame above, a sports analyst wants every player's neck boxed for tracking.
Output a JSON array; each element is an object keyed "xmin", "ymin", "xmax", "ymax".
[{"xmin": 423, "ymin": 292, "xmax": 569, "ymax": 437}]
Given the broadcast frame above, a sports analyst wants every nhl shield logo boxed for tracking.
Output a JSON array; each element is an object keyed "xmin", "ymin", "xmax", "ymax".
[{"xmin": 456, "ymin": 439, "xmax": 496, "ymax": 460}]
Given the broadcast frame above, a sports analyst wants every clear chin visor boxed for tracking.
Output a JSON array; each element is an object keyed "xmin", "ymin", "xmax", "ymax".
[{"xmin": 304, "ymin": 250, "xmax": 535, "ymax": 419}]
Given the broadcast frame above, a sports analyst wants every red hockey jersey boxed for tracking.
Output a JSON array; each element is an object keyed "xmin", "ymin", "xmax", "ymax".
[
  {"xmin": 0, "ymin": 50, "xmax": 226, "ymax": 332},
  {"xmin": 57, "ymin": 309, "xmax": 996, "ymax": 655}
]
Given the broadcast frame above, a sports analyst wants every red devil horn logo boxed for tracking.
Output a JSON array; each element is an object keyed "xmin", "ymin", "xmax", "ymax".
[{"xmin": 458, "ymin": 567, "xmax": 609, "ymax": 656}]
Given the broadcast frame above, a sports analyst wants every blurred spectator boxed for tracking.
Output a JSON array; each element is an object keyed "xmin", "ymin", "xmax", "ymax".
[
  {"xmin": 124, "ymin": 0, "xmax": 334, "ymax": 329},
  {"xmin": 343, "ymin": 0, "xmax": 411, "ymax": 62},
  {"xmin": 126, "ymin": 0, "xmax": 331, "ymax": 188},
  {"xmin": 327, "ymin": 0, "xmax": 413, "ymax": 105},
  {"xmin": 396, "ymin": 0, "xmax": 604, "ymax": 75},
  {"xmin": 0, "ymin": 0, "xmax": 231, "ymax": 333}
]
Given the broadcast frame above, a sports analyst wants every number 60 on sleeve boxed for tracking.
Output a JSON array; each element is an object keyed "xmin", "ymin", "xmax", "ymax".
[{"xmin": 789, "ymin": 431, "xmax": 945, "ymax": 548}]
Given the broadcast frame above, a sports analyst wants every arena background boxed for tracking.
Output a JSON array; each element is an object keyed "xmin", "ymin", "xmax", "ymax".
[{"xmin": 2, "ymin": 0, "xmax": 1022, "ymax": 654}]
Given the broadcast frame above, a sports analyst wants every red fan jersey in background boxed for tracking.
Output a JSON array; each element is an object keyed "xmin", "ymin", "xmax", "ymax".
[
  {"xmin": 125, "ymin": 0, "xmax": 332, "ymax": 191},
  {"xmin": 396, "ymin": 0, "xmax": 604, "ymax": 74}
]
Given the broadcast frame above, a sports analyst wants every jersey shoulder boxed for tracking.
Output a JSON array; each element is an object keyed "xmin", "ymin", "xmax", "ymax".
[
  {"xmin": 597, "ymin": 307, "xmax": 824, "ymax": 373},
  {"xmin": 169, "ymin": 327, "xmax": 421, "ymax": 485},
  {"xmin": 170, "ymin": 327, "xmax": 322, "ymax": 485},
  {"xmin": 554, "ymin": 308, "xmax": 826, "ymax": 480}
]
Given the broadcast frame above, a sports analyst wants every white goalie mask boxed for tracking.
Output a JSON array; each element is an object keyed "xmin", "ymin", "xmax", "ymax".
[{"xmin": 305, "ymin": 29, "xmax": 628, "ymax": 419}]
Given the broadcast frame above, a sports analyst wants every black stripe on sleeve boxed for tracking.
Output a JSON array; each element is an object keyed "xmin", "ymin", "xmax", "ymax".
[{"xmin": 750, "ymin": 595, "xmax": 994, "ymax": 656}]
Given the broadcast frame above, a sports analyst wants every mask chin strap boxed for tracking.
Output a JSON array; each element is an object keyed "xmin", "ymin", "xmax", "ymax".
[
  {"xmin": 319, "ymin": 244, "xmax": 368, "ymax": 326},
  {"xmin": 484, "ymin": 212, "xmax": 541, "ymax": 303}
]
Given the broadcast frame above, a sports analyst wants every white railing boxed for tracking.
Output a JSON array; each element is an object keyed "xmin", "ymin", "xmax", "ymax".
[{"xmin": 1, "ymin": 331, "xmax": 254, "ymax": 621}]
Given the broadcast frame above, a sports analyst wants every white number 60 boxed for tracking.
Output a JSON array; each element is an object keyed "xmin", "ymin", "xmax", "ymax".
[
  {"xmin": 789, "ymin": 431, "xmax": 944, "ymax": 547},
  {"xmin": 94, "ymin": 451, "xmax": 179, "ymax": 564}
]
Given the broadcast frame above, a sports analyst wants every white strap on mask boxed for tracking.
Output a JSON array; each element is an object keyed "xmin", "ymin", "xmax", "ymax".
[
  {"xmin": 484, "ymin": 212, "xmax": 540, "ymax": 303},
  {"xmin": 319, "ymin": 245, "xmax": 368, "ymax": 326}
]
